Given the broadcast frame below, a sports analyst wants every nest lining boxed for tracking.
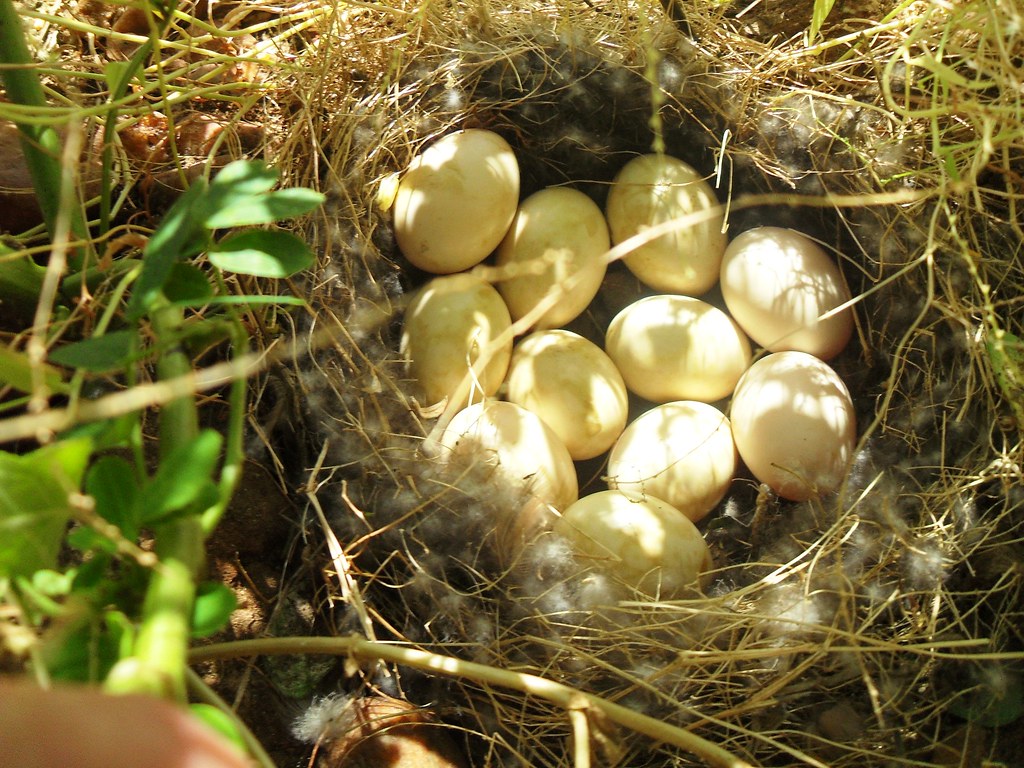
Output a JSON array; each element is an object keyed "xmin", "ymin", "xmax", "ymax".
[{"xmin": 262, "ymin": 2, "xmax": 1024, "ymax": 766}]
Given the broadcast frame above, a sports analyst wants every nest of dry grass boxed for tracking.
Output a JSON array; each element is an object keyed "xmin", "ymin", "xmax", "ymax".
[
  {"xmin": 12, "ymin": 0, "xmax": 1019, "ymax": 765},
  {"xmin": 259, "ymin": 1, "xmax": 1024, "ymax": 766}
]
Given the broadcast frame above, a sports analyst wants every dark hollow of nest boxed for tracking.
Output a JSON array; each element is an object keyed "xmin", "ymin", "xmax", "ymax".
[{"xmin": 249, "ymin": 27, "xmax": 1024, "ymax": 768}]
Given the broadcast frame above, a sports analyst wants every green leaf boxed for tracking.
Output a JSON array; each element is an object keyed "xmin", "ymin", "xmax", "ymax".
[
  {"xmin": 67, "ymin": 525, "xmax": 117, "ymax": 555},
  {"xmin": 189, "ymin": 704, "xmax": 248, "ymax": 752},
  {"xmin": 86, "ymin": 455, "xmax": 141, "ymax": 539},
  {"xmin": 175, "ymin": 317, "xmax": 234, "ymax": 355},
  {"xmin": 106, "ymin": 609, "xmax": 136, "ymax": 659},
  {"xmin": 60, "ymin": 412, "xmax": 139, "ymax": 451},
  {"xmin": 103, "ymin": 61, "xmax": 132, "ymax": 93},
  {"xmin": 809, "ymin": 0, "xmax": 838, "ymax": 40},
  {"xmin": 191, "ymin": 581, "xmax": 237, "ymax": 638},
  {"xmin": 70, "ymin": 551, "xmax": 113, "ymax": 590},
  {"xmin": 0, "ymin": 345, "xmax": 68, "ymax": 394},
  {"xmin": 203, "ymin": 160, "xmax": 279, "ymax": 227},
  {"xmin": 0, "ymin": 245, "xmax": 50, "ymax": 317},
  {"xmin": 31, "ymin": 568, "xmax": 75, "ymax": 597},
  {"xmin": 204, "ymin": 187, "xmax": 325, "ymax": 229},
  {"xmin": 42, "ymin": 608, "xmax": 128, "ymax": 683},
  {"xmin": 209, "ymin": 159, "xmax": 279, "ymax": 193},
  {"xmin": 40, "ymin": 436, "xmax": 94, "ymax": 484},
  {"xmin": 128, "ymin": 178, "xmax": 210, "ymax": 319},
  {"xmin": 163, "ymin": 262, "xmax": 214, "ymax": 304},
  {"xmin": 49, "ymin": 330, "xmax": 137, "ymax": 372},
  {"xmin": 135, "ymin": 429, "xmax": 223, "ymax": 523},
  {"xmin": 0, "ymin": 438, "xmax": 92, "ymax": 579},
  {"xmin": 208, "ymin": 230, "xmax": 315, "ymax": 278},
  {"xmin": 14, "ymin": 570, "xmax": 74, "ymax": 618}
]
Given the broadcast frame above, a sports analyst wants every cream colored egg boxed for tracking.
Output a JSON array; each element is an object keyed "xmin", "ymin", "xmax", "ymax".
[
  {"xmin": 553, "ymin": 490, "xmax": 713, "ymax": 598},
  {"xmin": 506, "ymin": 330, "xmax": 628, "ymax": 460},
  {"xmin": 400, "ymin": 274, "xmax": 512, "ymax": 409},
  {"xmin": 605, "ymin": 153, "xmax": 726, "ymax": 294},
  {"xmin": 393, "ymin": 129, "xmax": 520, "ymax": 274},
  {"xmin": 720, "ymin": 226, "xmax": 854, "ymax": 360},
  {"xmin": 605, "ymin": 294, "xmax": 751, "ymax": 403},
  {"xmin": 439, "ymin": 400, "xmax": 578, "ymax": 512},
  {"xmin": 495, "ymin": 187, "xmax": 609, "ymax": 330},
  {"xmin": 607, "ymin": 401, "xmax": 736, "ymax": 522},
  {"xmin": 730, "ymin": 351, "xmax": 856, "ymax": 501}
]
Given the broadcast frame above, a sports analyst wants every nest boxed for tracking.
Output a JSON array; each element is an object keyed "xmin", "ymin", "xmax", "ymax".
[{"xmin": 252, "ymin": 1, "xmax": 1024, "ymax": 766}]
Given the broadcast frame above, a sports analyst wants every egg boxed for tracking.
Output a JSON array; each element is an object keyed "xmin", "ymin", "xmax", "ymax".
[
  {"xmin": 439, "ymin": 400, "xmax": 578, "ymax": 513},
  {"xmin": 393, "ymin": 129, "xmax": 520, "ymax": 274},
  {"xmin": 400, "ymin": 274, "xmax": 512, "ymax": 408},
  {"xmin": 729, "ymin": 351, "xmax": 856, "ymax": 501},
  {"xmin": 606, "ymin": 401, "xmax": 736, "ymax": 522},
  {"xmin": 553, "ymin": 490, "xmax": 713, "ymax": 598},
  {"xmin": 605, "ymin": 153, "xmax": 726, "ymax": 294},
  {"xmin": 505, "ymin": 330, "xmax": 628, "ymax": 460},
  {"xmin": 604, "ymin": 294, "xmax": 752, "ymax": 403},
  {"xmin": 719, "ymin": 226, "xmax": 854, "ymax": 360},
  {"xmin": 495, "ymin": 187, "xmax": 610, "ymax": 329}
]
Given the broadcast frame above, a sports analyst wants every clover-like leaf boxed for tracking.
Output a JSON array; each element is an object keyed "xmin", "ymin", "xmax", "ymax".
[
  {"xmin": 208, "ymin": 230, "xmax": 315, "ymax": 278},
  {"xmin": 49, "ymin": 330, "xmax": 138, "ymax": 373}
]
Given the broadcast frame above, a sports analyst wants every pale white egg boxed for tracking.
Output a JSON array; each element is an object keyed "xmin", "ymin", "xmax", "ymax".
[
  {"xmin": 553, "ymin": 490, "xmax": 713, "ymax": 598},
  {"xmin": 505, "ymin": 330, "xmax": 628, "ymax": 460},
  {"xmin": 729, "ymin": 351, "xmax": 856, "ymax": 501},
  {"xmin": 393, "ymin": 129, "xmax": 520, "ymax": 274},
  {"xmin": 439, "ymin": 400, "xmax": 579, "ymax": 514},
  {"xmin": 400, "ymin": 274, "xmax": 512, "ymax": 409},
  {"xmin": 720, "ymin": 226, "xmax": 854, "ymax": 360},
  {"xmin": 604, "ymin": 294, "xmax": 752, "ymax": 403},
  {"xmin": 605, "ymin": 153, "xmax": 726, "ymax": 294},
  {"xmin": 606, "ymin": 401, "xmax": 736, "ymax": 522},
  {"xmin": 496, "ymin": 187, "xmax": 609, "ymax": 329}
]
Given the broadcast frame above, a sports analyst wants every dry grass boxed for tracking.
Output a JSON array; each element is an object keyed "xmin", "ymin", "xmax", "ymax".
[{"xmin": 283, "ymin": 1, "xmax": 1024, "ymax": 766}]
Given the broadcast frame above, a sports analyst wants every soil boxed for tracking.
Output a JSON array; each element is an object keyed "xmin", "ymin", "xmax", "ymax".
[{"xmin": 199, "ymin": 458, "xmax": 312, "ymax": 767}]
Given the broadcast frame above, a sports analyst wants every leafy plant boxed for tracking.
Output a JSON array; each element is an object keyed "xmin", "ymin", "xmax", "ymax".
[{"xmin": 0, "ymin": 153, "xmax": 322, "ymax": 754}]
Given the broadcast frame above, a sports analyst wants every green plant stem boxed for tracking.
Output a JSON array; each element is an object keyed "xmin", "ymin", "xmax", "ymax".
[
  {"xmin": 191, "ymin": 635, "xmax": 758, "ymax": 768},
  {"xmin": 185, "ymin": 667, "xmax": 275, "ymax": 768},
  {"xmin": 201, "ymin": 288, "xmax": 247, "ymax": 535},
  {"xmin": 58, "ymin": 259, "xmax": 141, "ymax": 305},
  {"xmin": 99, "ymin": 38, "xmax": 160, "ymax": 237},
  {"xmin": 152, "ymin": 304, "xmax": 199, "ymax": 452},
  {"xmin": 0, "ymin": 345, "xmax": 265, "ymax": 444},
  {"xmin": 106, "ymin": 302, "xmax": 202, "ymax": 700},
  {"xmin": 98, "ymin": 0, "xmax": 183, "ymax": 234},
  {"xmin": 639, "ymin": 3, "xmax": 665, "ymax": 155},
  {"xmin": 113, "ymin": 517, "xmax": 203, "ymax": 699},
  {"xmin": 0, "ymin": 0, "xmax": 89, "ymax": 259}
]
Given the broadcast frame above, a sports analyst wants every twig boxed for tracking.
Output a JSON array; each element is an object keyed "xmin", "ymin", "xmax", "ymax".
[{"xmin": 190, "ymin": 635, "xmax": 758, "ymax": 768}]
